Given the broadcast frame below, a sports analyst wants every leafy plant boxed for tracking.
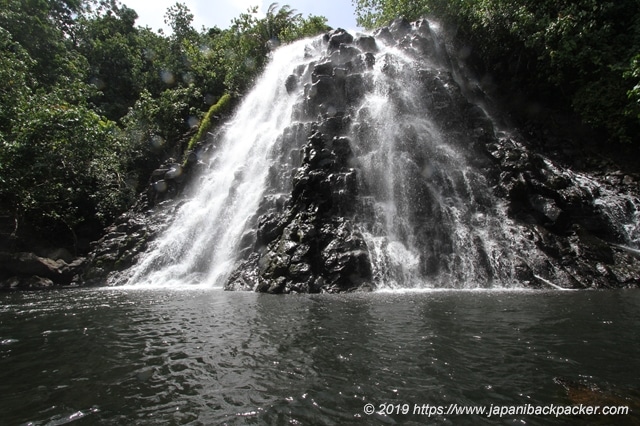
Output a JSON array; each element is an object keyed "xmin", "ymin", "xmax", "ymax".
[
  {"xmin": 353, "ymin": 0, "xmax": 640, "ymax": 143},
  {"xmin": 184, "ymin": 93, "xmax": 233, "ymax": 158},
  {"xmin": 0, "ymin": 0, "xmax": 331, "ymax": 251}
]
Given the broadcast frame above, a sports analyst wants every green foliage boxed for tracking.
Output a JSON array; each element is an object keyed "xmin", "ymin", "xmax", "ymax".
[
  {"xmin": 164, "ymin": 2, "xmax": 197, "ymax": 42},
  {"xmin": 625, "ymin": 54, "xmax": 640, "ymax": 120},
  {"xmin": 353, "ymin": 0, "xmax": 640, "ymax": 143},
  {"xmin": 125, "ymin": 87, "xmax": 202, "ymax": 143},
  {"xmin": 280, "ymin": 14, "xmax": 331, "ymax": 43},
  {"xmin": 0, "ymin": 0, "xmax": 331, "ymax": 250},
  {"xmin": 185, "ymin": 93, "xmax": 233, "ymax": 158},
  {"xmin": 222, "ymin": 3, "xmax": 331, "ymax": 94},
  {"xmin": 0, "ymin": 0, "xmax": 86, "ymax": 87},
  {"xmin": 75, "ymin": 2, "xmax": 142, "ymax": 120},
  {"xmin": 0, "ymin": 89, "xmax": 133, "ymax": 245},
  {"xmin": 0, "ymin": 29, "xmax": 34, "ymax": 133},
  {"xmin": 352, "ymin": 0, "xmax": 432, "ymax": 29}
]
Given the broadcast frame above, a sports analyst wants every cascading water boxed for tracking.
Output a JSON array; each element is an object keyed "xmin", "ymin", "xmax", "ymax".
[
  {"xmin": 125, "ymin": 41, "xmax": 323, "ymax": 288},
  {"xmin": 348, "ymin": 34, "xmax": 519, "ymax": 288},
  {"xmin": 121, "ymin": 19, "xmax": 640, "ymax": 291}
]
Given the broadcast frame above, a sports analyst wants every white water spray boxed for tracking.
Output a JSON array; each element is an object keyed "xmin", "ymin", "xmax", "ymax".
[
  {"xmin": 126, "ymin": 41, "xmax": 324, "ymax": 287},
  {"xmin": 122, "ymin": 21, "xmax": 640, "ymax": 291}
]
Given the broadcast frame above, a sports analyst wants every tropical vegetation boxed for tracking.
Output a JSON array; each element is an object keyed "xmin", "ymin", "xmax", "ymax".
[
  {"xmin": 353, "ymin": 0, "xmax": 640, "ymax": 144},
  {"xmin": 0, "ymin": 0, "xmax": 329, "ymax": 251}
]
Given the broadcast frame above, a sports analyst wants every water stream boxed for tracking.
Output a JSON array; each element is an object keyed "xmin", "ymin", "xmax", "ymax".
[
  {"xmin": 3, "ymin": 18, "xmax": 640, "ymax": 426},
  {"xmin": 127, "ymin": 41, "xmax": 323, "ymax": 288},
  {"xmin": 122, "ymin": 21, "xmax": 639, "ymax": 291},
  {"xmin": 125, "ymin": 26, "xmax": 515, "ymax": 290}
]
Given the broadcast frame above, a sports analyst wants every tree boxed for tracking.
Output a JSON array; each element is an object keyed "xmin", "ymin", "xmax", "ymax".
[
  {"xmin": 353, "ymin": 0, "xmax": 640, "ymax": 143},
  {"xmin": 222, "ymin": 3, "xmax": 331, "ymax": 93},
  {"xmin": 0, "ymin": 0, "xmax": 87, "ymax": 87},
  {"xmin": 0, "ymin": 88, "xmax": 132, "ymax": 247},
  {"xmin": 164, "ymin": 2, "xmax": 197, "ymax": 42},
  {"xmin": 627, "ymin": 54, "xmax": 640, "ymax": 121},
  {"xmin": 0, "ymin": 29, "xmax": 34, "ymax": 135},
  {"xmin": 76, "ymin": 2, "xmax": 142, "ymax": 120},
  {"xmin": 0, "ymin": 0, "xmax": 332, "ymax": 252},
  {"xmin": 0, "ymin": 0, "xmax": 132, "ymax": 247}
]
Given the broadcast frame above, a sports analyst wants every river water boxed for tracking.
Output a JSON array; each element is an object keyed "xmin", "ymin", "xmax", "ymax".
[{"xmin": 1, "ymin": 288, "xmax": 639, "ymax": 425}]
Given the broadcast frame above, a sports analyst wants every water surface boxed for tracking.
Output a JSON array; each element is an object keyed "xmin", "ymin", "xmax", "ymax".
[{"xmin": 1, "ymin": 289, "xmax": 639, "ymax": 425}]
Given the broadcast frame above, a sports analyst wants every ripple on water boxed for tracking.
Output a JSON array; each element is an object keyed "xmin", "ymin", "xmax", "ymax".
[{"xmin": 0, "ymin": 289, "xmax": 639, "ymax": 425}]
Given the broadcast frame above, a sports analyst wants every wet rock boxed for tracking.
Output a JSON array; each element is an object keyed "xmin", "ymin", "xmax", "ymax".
[
  {"xmin": 363, "ymin": 52, "xmax": 376, "ymax": 69},
  {"xmin": 226, "ymin": 126, "xmax": 372, "ymax": 293},
  {"xmin": 330, "ymin": 45, "xmax": 361, "ymax": 66},
  {"xmin": 389, "ymin": 17, "xmax": 412, "ymax": 38},
  {"xmin": 312, "ymin": 61, "xmax": 334, "ymax": 82},
  {"xmin": 318, "ymin": 113, "xmax": 350, "ymax": 136},
  {"xmin": 373, "ymin": 27, "xmax": 394, "ymax": 45},
  {"xmin": 237, "ymin": 230, "xmax": 257, "ymax": 258},
  {"xmin": 0, "ymin": 252, "xmax": 85, "ymax": 290},
  {"xmin": 147, "ymin": 159, "xmax": 189, "ymax": 206},
  {"xmin": 153, "ymin": 180, "xmax": 168, "ymax": 193},
  {"xmin": 308, "ymin": 75, "xmax": 337, "ymax": 104},
  {"xmin": 344, "ymin": 75, "xmax": 364, "ymax": 105},
  {"xmin": 331, "ymin": 137, "xmax": 354, "ymax": 166},
  {"xmin": 184, "ymin": 151, "xmax": 198, "ymax": 168},
  {"xmin": 0, "ymin": 275, "xmax": 55, "ymax": 290},
  {"xmin": 165, "ymin": 164, "xmax": 183, "ymax": 180},
  {"xmin": 80, "ymin": 200, "xmax": 176, "ymax": 286},
  {"xmin": 285, "ymin": 74, "xmax": 298, "ymax": 93},
  {"xmin": 85, "ymin": 16, "xmax": 640, "ymax": 292},
  {"xmin": 415, "ymin": 19, "xmax": 433, "ymax": 37},
  {"xmin": 150, "ymin": 168, "xmax": 168, "ymax": 182},
  {"xmin": 355, "ymin": 35, "xmax": 378, "ymax": 53},
  {"xmin": 327, "ymin": 29, "xmax": 354, "ymax": 51},
  {"xmin": 257, "ymin": 213, "xmax": 286, "ymax": 246},
  {"xmin": 529, "ymin": 194, "xmax": 563, "ymax": 223},
  {"xmin": 320, "ymin": 219, "xmax": 372, "ymax": 291},
  {"xmin": 410, "ymin": 34, "xmax": 436, "ymax": 56}
]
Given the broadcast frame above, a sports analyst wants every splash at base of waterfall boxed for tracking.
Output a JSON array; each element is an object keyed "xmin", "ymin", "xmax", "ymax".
[{"xmin": 108, "ymin": 18, "xmax": 640, "ymax": 292}]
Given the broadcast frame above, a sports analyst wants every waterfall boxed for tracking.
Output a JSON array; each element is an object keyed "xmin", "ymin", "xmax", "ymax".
[
  {"xmin": 120, "ymin": 19, "xmax": 640, "ymax": 291},
  {"xmin": 347, "ymin": 36, "xmax": 520, "ymax": 288},
  {"xmin": 126, "ymin": 41, "xmax": 324, "ymax": 288}
]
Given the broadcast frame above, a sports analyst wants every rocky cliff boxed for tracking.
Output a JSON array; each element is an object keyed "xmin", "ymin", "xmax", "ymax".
[{"xmin": 43, "ymin": 19, "xmax": 640, "ymax": 292}]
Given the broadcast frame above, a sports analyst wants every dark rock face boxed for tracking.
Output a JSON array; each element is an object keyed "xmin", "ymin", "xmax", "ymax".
[
  {"xmin": 226, "ymin": 126, "xmax": 373, "ymax": 293},
  {"xmin": 80, "ymin": 155, "xmax": 202, "ymax": 286},
  {"xmin": 147, "ymin": 159, "xmax": 189, "ymax": 206},
  {"xmin": 224, "ymin": 22, "xmax": 640, "ymax": 291},
  {"xmin": 80, "ymin": 196, "xmax": 182, "ymax": 286},
  {"xmin": 81, "ymin": 209, "xmax": 151, "ymax": 286},
  {"xmin": 223, "ymin": 30, "xmax": 390, "ymax": 293},
  {"xmin": 483, "ymin": 134, "xmax": 640, "ymax": 288},
  {"xmin": 82, "ymin": 20, "xmax": 640, "ymax": 291},
  {"xmin": 326, "ymin": 28, "xmax": 354, "ymax": 51},
  {"xmin": 0, "ymin": 252, "xmax": 85, "ymax": 290}
]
